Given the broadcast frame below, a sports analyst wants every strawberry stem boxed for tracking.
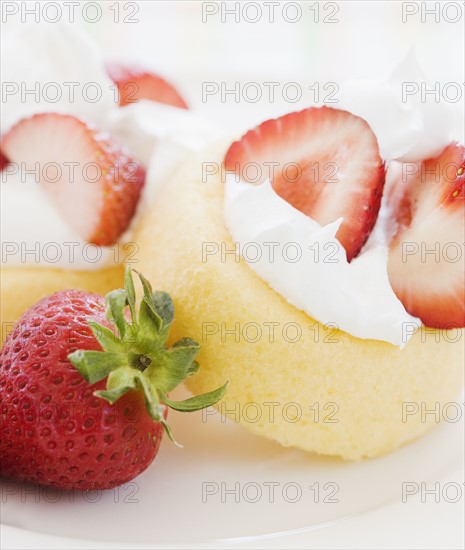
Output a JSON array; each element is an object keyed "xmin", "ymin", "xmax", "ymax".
[{"xmin": 68, "ymin": 266, "xmax": 228, "ymax": 443}]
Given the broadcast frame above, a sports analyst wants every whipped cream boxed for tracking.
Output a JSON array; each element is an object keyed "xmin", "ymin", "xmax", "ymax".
[
  {"xmin": 336, "ymin": 49, "xmax": 460, "ymax": 161},
  {"xmin": 224, "ymin": 174, "xmax": 419, "ymax": 347},
  {"xmin": 1, "ymin": 24, "xmax": 115, "ymax": 134},
  {"xmin": 1, "ymin": 24, "xmax": 220, "ymax": 271}
]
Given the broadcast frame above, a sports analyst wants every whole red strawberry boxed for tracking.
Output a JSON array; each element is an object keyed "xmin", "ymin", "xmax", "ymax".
[{"xmin": 0, "ymin": 268, "xmax": 227, "ymax": 490}]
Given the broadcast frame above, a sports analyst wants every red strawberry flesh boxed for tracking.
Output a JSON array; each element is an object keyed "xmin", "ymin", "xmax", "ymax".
[
  {"xmin": 387, "ymin": 143, "xmax": 465, "ymax": 328},
  {"xmin": 0, "ymin": 148, "xmax": 9, "ymax": 171},
  {"xmin": 224, "ymin": 107, "xmax": 386, "ymax": 261},
  {"xmin": 1, "ymin": 113, "xmax": 145, "ymax": 246},
  {"xmin": 106, "ymin": 63, "xmax": 188, "ymax": 109}
]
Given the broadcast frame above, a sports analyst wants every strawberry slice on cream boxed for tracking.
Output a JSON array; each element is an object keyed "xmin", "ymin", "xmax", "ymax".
[
  {"xmin": 225, "ymin": 107, "xmax": 385, "ymax": 262},
  {"xmin": 2, "ymin": 113, "xmax": 145, "ymax": 247},
  {"xmin": 388, "ymin": 143, "xmax": 465, "ymax": 329}
]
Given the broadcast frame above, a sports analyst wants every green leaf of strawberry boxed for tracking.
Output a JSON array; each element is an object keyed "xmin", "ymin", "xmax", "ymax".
[
  {"xmin": 160, "ymin": 384, "xmax": 229, "ymax": 413},
  {"xmin": 68, "ymin": 350, "xmax": 126, "ymax": 384},
  {"xmin": 68, "ymin": 266, "xmax": 228, "ymax": 442}
]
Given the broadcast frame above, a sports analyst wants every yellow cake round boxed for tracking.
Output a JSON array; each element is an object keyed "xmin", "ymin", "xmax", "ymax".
[
  {"xmin": 133, "ymin": 142, "xmax": 464, "ymax": 460},
  {"xmin": 1, "ymin": 266, "xmax": 123, "ymax": 346}
]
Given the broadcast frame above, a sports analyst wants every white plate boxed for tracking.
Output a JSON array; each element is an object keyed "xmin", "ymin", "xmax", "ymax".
[{"xmin": 1, "ymin": 388, "xmax": 464, "ymax": 548}]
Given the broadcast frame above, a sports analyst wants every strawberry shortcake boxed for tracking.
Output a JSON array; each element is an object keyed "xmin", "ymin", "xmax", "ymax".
[{"xmin": 134, "ymin": 55, "xmax": 464, "ymax": 459}]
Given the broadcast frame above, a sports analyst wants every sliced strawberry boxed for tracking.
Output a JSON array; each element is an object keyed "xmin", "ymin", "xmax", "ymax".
[
  {"xmin": 387, "ymin": 143, "xmax": 465, "ymax": 328},
  {"xmin": 1, "ymin": 113, "xmax": 145, "ymax": 246},
  {"xmin": 106, "ymin": 62, "xmax": 188, "ymax": 109},
  {"xmin": 0, "ymin": 148, "xmax": 9, "ymax": 171},
  {"xmin": 224, "ymin": 107, "xmax": 385, "ymax": 261}
]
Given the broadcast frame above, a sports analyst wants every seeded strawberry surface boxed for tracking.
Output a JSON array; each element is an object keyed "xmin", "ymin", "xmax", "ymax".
[
  {"xmin": 0, "ymin": 267, "xmax": 228, "ymax": 491},
  {"xmin": 0, "ymin": 290, "xmax": 163, "ymax": 490}
]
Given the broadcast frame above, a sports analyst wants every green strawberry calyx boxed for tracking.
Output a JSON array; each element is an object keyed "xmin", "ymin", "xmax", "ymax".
[{"xmin": 68, "ymin": 266, "xmax": 228, "ymax": 444}]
